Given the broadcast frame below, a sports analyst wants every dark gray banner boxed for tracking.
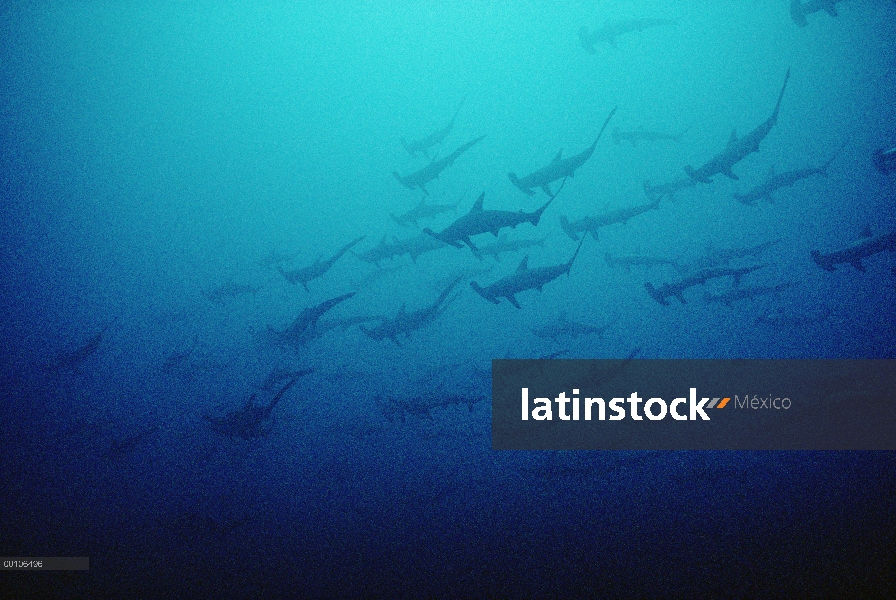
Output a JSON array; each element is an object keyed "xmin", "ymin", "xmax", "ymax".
[
  {"xmin": 1, "ymin": 557, "xmax": 89, "ymax": 570},
  {"xmin": 492, "ymin": 359, "xmax": 896, "ymax": 450}
]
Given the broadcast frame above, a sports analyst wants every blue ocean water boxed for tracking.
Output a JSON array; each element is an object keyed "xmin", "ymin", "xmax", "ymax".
[{"xmin": 2, "ymin": 1, "xmax": 894, "ymax": 597}]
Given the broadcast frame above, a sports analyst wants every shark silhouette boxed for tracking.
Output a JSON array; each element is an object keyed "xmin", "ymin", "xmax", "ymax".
[
  {"xmin": 393, "ymin": 135, "xmax": 485, "ymax": 195},
  {"xmin": 204, "ymin": 371, "xmax": 312, "ymax": 439},
  {"xmin": 470, "ymin": 236, "xmax": 586, "ymax": 309},
  {"xmin": 423, "ymin": 187, "xmax": 559, "ymax": 256},
  {"xmin": 685, "ymin": 69, "xmax": 790, "ymax": 183},
  {"xmin": 278, "ymin": 236, "xmax": 365, "ymax": 291},
  {"xmin": 400, "ymin": 97, "xmax": 466, "ymax": 159},
  {"xmin": 509, "ymin": 107, "xmax": 616, "ymax": 196},
  {"xmin": 811, "ymin": 228, "xmax": 896, "ymax": 272}
]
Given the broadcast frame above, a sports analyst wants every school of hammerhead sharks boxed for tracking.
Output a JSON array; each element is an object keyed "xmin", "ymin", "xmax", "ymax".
[{"xmin": 48, "ymin": 3, "xmax": 896, "ymax": 446}]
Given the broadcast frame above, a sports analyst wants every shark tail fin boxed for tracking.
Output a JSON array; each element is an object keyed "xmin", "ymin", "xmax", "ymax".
[
  {"xmin": 773, "ymin": 67, "xmax": 792, "ymax": 119},
  {"xmin": 559, "ymin": 215, "xmax": 580, "ymax": 241},
  {"xmin": 645, "ymin": 282, "xmax": 668, "ymax": 306},
  {"xmin": 684, "ymin": 164, "xmax": 711, "ymax": 184},
  {"xmin": 392, "ymin": 171, "xmax": 408, "ymax": 188},
  {"xmin": 821, "ymin": 137, "xmax": 850, "ymax": 176},
  {"xmin": 470, "ymin": 281, "xmax": 498, "ymax": 305},
  {"xmin": 508, "ymin": 172, "xmax": 535, "ymax": 196},
  {"xmin": 595, "ymin": 106, "xmax": 618, "ymax": 146},
  {"xmin": 811, "ymin": 250, "xmax": 835, "ymax": 272},
  {"xmin": 531, "ymin": 188, "xmax": 560, "ymax": 226},
  {"xmin": 790, "ymin": 1, "xmax": 808, "ymax": 27},
  {"xmin": 567, "ymin": 235, "xmax": 587, "ymax": 274},
  {"xmin": 673, "ymin": 126, "xmax": 691, "ymax": 142},
  {"xmin": 276, "ymin": 264, "xmax": 292, "ymax": 283},
  {"xmin": 422, "ymin": 227, "xmax": 443, "ymax": 243}
]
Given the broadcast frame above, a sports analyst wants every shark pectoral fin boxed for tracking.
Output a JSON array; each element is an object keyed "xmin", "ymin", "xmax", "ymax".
[
  {"xmin": 506, "ymin": 295, "xmax": 522, "ymax": 309},
  {"xmin": 517, "ymin": 255, "xmax": 529, "ymax": 272},
  {"xmin": 464, "ymin": 237, "xmax": 479, "ymax": 252},
  {"xmin": 589, "ymin": 229, "xmax": 599, "ymax": 241},
  {"xmin": 541, "ymin": 185, "xmax": 553, "ymax": 196},
  {"xmin": 420, "ymin": 184, "xmax": 429, "ymax": 196},
  {"xmin": 850, "ymin": 260, "xmax": 865, "ymax": 272},
  {"xmin": 825, "ymin": 7, "xmax": 838, "ymax": 16},
  {"xmin": 684, "ymin": 165, "xmax": 712, "ymax": 184},
  {"xmin": 676, "ymin": 292, "xmax": 687, "ymax": 304},
  {"xmin": 722, "ymin": 167, "xmax": 739, "ymax": 180}
]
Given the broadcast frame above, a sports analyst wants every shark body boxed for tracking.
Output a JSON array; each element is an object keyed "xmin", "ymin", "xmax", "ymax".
[
  {"xmin": 509, "ymin": 107, "xmax": 616, "ymax": 196},
  {"xmin": 470, "ymin": 237, "xmax": 585, "ymax": 309},
  {"xmin": 685, "ymin": 69, "xmax": 791, "ymax": 184},
  {"xmin": 559, "ymin": 198, "xmax": 660, "ymax": 241},
  {"xmin": 278, "ymin": 236, "xmax": 365, "ymax": 291},
  {"xmin": 393, "ymin": 135, "xmax": 485, "ymax": 195}
]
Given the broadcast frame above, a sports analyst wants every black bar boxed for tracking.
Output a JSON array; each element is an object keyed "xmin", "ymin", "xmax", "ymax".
[{"xmin": 1, "ymin": 558, "xmax": 89, "ymax": 571}]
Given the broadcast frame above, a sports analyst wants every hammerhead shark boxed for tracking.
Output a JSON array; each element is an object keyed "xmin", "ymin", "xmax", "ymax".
[
  {"xmin": 578, "ymin": 18, "xmax": 677, "ymax": 52},
  {"xmin": 203, "ymin": 281, "xmax": 259, "ymax": 304},
  {"xmin": 559, "ymin": 198, "xmax": 660, "ymax": 241},
  {"xmin": 401, "ymin": 97, "xmax": 466, "ymax": 159},
  {"xmin": 475, "ymin": 233, "xmax": 548, "ymax": 261},
  {"xmin": 811, "ymin": 228, "xmax": 896, "ymax": 272},
  {"xmin": 703, "ymin": 282, "xmax": 793, "ymax": 305},
  {"xmin": 390, "ymin": 195, "xmax": 461, "ymax": 228},
  {"xmin": 353, "ymin": 233, "xmax": 449, "ymax": 266},
  {"xmin": 46, "ymin": 323, "xmax": 112, "ymax": 373},
  {"xmin": 423, "ymin": 189, "xmax": 557, "ymax": 256},
  {"xmin": 393, "ymin": 135, "xmax": 485, "ymax": 195},
  {"xmin": 354, "ymin": 235, "xmax": 404, "ymax": 267},
  {"xmin": 204, "ymin": 371, "xmax": 312, "ymax": 439},
  {"xmin": 612, "ymin": 126, "xmax": 688, "ymax": 147},
  {"xmin": 685, "ymin": 68, "xmax": 791, "ymax": 184},
  {"xmin": 790, "ymin": 0, "xmax": 846, "ymax": 27},
  {"xmin": 531, "ymin": 311, "xmax": 614, "ymax": 340},
  {"xmin": 360, "ymin": 277, "xmax": 462, "ymax": 345},
  {"xmin": 732, "ymin": 141, "xmax": 846, "ymax": 205},
  {"xmin": 470, "ymin": 236, "xmax": 586, "ymax": 309},
  {"xmin": 681, "ymin": 238, "xmax": 782, "ymax": 272},
  {"xmin": 509, "ymin": 107, "xmax": 616, "ymax": 196},
  {"xmin": 257, "ymin": 250, "xmax": 296, "ymax": 268},
  {"xmin": 643, "ymin": 176, "xmax": 697, "ymax": 202},
  {"xmin": 269, "ymin": 291, "xmax": 356, "ymax": 349},
  {"xmin": 645, "ymin": 265, "xmax": 766, "ymax": 305},
  {"xmin": 278, "ymin": 236, "xmax": 365, "ymax": 290}
]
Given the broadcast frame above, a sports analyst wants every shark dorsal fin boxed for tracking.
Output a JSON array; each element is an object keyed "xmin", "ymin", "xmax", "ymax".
[
  {"xmin": 552, "ymin": 149, "xmax": 563, "ymax": 163},
  {"xmin": 860, "ymin": 226, "xmax": 873, "ymax": 239},
  {"xmin": 469, "ymin": 192, "xmax": 485, "ymax": 212},
  {"xmin": 517, "ymin": 255, "xmax": 529, "ymax": 272},
  {"xmin": 727, "ymin": 129, "xmax": 738, "ymax": 147}
]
